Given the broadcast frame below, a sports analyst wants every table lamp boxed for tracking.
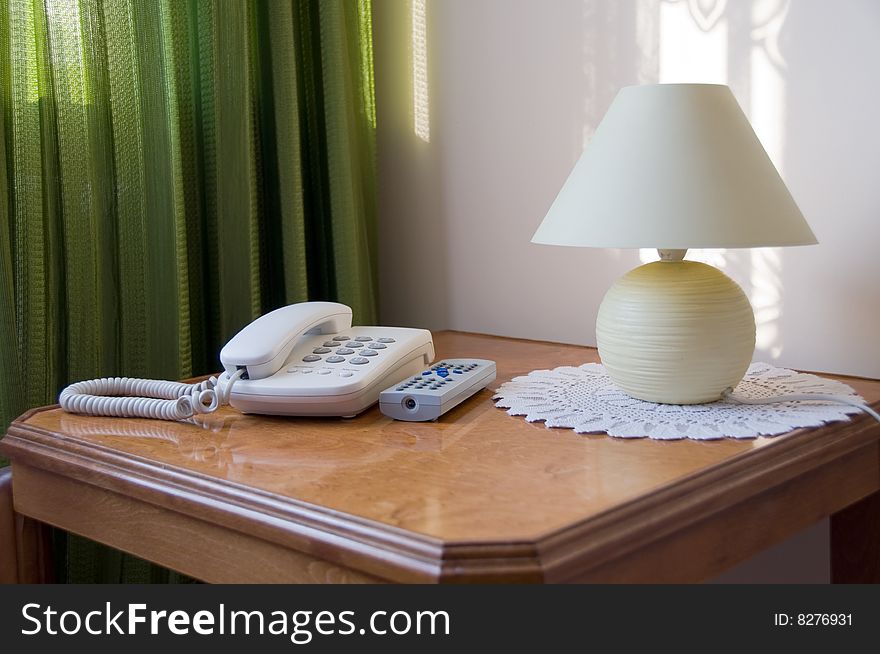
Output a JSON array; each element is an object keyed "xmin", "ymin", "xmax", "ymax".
[{"xmin": 532, "ymin": 84, "xmax": 817, "ymax": 404}]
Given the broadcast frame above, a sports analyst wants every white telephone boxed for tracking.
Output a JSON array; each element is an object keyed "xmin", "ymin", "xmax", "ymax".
[
  {"xmin": 218, "ymin": 302, "xmax": 434, "ymax": 416},
  {"xmin": 59, "ymin": 302, "xmax": 435, "ymax": 420}
]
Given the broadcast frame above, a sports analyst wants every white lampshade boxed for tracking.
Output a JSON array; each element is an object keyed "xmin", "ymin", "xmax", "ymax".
[{"xmin": 532, "ymin": 84, "xmax": 817, "ymax": 249}]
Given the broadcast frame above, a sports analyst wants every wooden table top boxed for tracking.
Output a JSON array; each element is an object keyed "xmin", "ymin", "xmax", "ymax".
[{"xmin": 4, "ymin": 331, "xmax": 880, "ymax": 582}]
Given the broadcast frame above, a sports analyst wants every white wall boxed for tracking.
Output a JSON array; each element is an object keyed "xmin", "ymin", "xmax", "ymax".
[{"xmin": 375, "ymin": 0, "xmax": 880, "ymax": 379}]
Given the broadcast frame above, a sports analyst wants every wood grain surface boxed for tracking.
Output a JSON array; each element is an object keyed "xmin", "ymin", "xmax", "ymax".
[{"xmin": 2, "ymin": 331, "xmax": 878, "ymax": 582}]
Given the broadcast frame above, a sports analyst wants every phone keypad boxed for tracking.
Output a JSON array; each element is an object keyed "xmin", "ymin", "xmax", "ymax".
[{"xmin": 297, "ymin": 332, "xmax": 397, "ymax": 368}]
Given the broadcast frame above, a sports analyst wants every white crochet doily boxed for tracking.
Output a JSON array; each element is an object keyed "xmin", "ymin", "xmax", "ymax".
[{"xmin": 494, "ymin": 362, "xmax": 865, "ymax": 440}]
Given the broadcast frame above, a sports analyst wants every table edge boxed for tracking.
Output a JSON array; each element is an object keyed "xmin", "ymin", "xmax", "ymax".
[{"xmin": 3, "ymin": 400, "xmax": 880, "ymax": 582}]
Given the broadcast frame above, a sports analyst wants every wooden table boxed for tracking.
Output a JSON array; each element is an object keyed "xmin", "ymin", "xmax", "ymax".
[{"xmin": 2, "ymin": 332, "xmax": 879, "ymax": 583}]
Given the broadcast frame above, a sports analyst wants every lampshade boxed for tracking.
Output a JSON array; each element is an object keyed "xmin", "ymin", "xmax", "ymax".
[{"xmin": 532, "ymin": 84, "xmax": 817, "ymax": 249}]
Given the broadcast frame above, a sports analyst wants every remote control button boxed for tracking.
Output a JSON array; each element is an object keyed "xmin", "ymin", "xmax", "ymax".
[
  {"xmin": 313, "ymin": 347, "xmax": 331, "ymax": 354},
  {"xmin": 301, "ymin": 368, "xmax": 313, "ymax": 374},
  {"xmin": 302, "ymin": 355, "xmax": 321, "ymax": 362},
  {"xmin": 345, "ymin": 342, "xmax": 360, "ymax": 348},
  {"xmin": 317, "ymin": 368, "xmax": 332, "ymax": 375},
  {"xmin": 396, "ymin": 386, "xmax": 405, "ymax": 391},
  {"xmin": 422, "ymin": 371, "xmax": 432, "ymax": 376},
  {"xmin": 368, "ymin": 342, "xmax": 387, "ymax": 349},
  {"xmin": 355, "ymin": 336, "xmax": 372, "ymax": 342},
  {"xmin": 437, "ymin": 370, "xmax": 448, "ymax": 377},
  {"xmin": 339, "ymin": 371, "xmax": 354, "ymax": 377},
  {"xmin": 323, "ymin": 341, "xmax": 338, "ymax": 347},
  {"xmin": 335, "ymin": 348, "xmax": 355, "ymax": 355},
  {"xmin": 453, "ymin": 369, "xmax": 463, "ymax": 374},
  {"xmin": 326, "ymin": 356, "xmax": 345, "ymax": 363},
  {"xmin": 412, "ymin": 377, "xmax": 421, "ymax": 381},
  {"xmin": 350, "ymin": 357, "xmax": 369, "ymax": 365},
  {"xmin": 332, "ymin": 335, "xmax": 350, "ymax": 341},
  {"xmin": 359, "ymin": 349, "xmax": 378, "ymax": 356},
  {"xmin": 377, "ymin": 337, "xmax": 395, "ymax": 343}
]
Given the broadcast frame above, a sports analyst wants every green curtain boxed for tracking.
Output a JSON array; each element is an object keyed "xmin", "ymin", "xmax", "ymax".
[{"xmin": 0, "ymin": 0, "xmax": 377, "ymax": 581}]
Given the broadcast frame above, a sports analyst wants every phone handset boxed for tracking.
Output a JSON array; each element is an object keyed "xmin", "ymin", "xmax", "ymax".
[{"xmin": 220, "ymin": 302, "xmax": 352, "ymax": 380}]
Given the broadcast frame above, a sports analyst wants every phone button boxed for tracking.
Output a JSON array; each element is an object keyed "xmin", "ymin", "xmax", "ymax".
[
  {"xmin": 359, "ymin": 349, "xmax": 378, "ymax": 356},
  {"xmin": 354, "ymin": 336, "xmax": 372, "ymax": 342},
  {"xmin": 350, "ymin": 357, "xmax": 369, "ymax": 365},
  {"xmin": 300, "ymin": 368, "xmax": 313, "ymax": 374},
  {"xmin": 326, "ymin": 356, "xmax": 345, "ymax": 363},
  {"xmin": 312, "ymin": 347, "xmax": 331, "ymax": 354},
  {"xmin": 323, "ymin": 341, "xmax": 337, "ymax": 347},
  {"xmin": 335, "ymin": 348, "xmax": 355, "ymax": 355},
  {"xmin": 367, "ymin": 342, "xmax": 386, "ymax": 349},
  {"xmin": 339, "ymin": 371, "xmax": 354, "ymax": 377},
  {"xmin": 377, "ymin": 337, "xmax": 396, "ymax": 343},
  {"xmin": 302, "ymin": 355, "xmax": 321, "ymax": 362},
  {"xmin": 316, "ymin": 368, "xmax": 332, "ymax": 375},
  {"xmin": 332, "ymin": 335, "xmax": 350, "ymax": 341}
]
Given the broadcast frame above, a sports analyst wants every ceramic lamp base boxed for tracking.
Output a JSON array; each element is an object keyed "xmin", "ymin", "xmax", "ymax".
[{"xmin": 596, "ymin": 251, "xmax": 756, "ymax": 404}]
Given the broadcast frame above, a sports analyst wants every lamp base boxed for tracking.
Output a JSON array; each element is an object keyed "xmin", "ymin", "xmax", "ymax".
[{"xmin": 596, "ymin": 251, "xmax": 756, "ymax": 404}]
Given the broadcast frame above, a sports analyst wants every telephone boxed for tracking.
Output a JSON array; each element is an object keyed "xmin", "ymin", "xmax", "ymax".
[
  {"xmin": 218, "ymin": 302, "xmax": 434, "ymax": 416},
  {"xmin": 59, "ymin": 302, "xmax": 435, "ymax": 420}
]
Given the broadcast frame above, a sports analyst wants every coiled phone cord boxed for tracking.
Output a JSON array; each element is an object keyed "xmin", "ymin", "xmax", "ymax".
[{"xmin": 59, "ymin": 369, "xmax": 246, "ymax": 421}]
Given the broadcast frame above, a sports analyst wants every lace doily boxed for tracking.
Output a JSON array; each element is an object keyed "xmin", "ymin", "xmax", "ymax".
[{"xmin": 493, "ymin": 362, "xmax": 865, "ymax": 440}]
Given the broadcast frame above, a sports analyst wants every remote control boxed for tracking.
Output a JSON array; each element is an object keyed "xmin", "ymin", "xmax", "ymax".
[{"xmin": 379, "ymin": 359, "xmax": 496, "ymax": 421}]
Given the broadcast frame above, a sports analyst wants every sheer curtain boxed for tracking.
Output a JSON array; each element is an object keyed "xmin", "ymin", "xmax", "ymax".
[{"xmin": 0, "ymin": 0, "xmax": 377, "ymax": 581}]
